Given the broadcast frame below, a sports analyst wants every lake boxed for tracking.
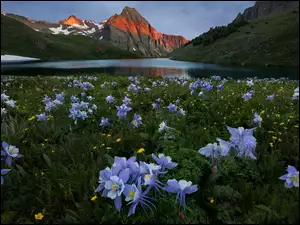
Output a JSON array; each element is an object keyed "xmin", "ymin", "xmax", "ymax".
[{"xmin": 1, "ymin": 58, "xmax": 299, "ymax": 80}]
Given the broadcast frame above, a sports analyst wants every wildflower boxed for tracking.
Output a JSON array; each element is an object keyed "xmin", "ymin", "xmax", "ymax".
[
  {"xmin": 99, "ymin": 117, "xmax": 110, "ymax": 127},
  {"xmin": 226, "ymin": 126, "xmax": 257, "ymax": 159},
  {"xmin": 1, "ymin": 168, "xmax": 11, "ymax": 185},
  {"xmin": 116, "ymin": 138, "xmax": 121, "ymax": 143},
  {"xmin": 28, "ymin": 115, "xmax": 36, "ymax": 121},
  {"xmin": 87, "ymin": 96, "xmax": 93, "ymax": 101},
  {"xmin": 252, "ymin": 112, "xmax": 262, "ymax": 127},
  {"xmin": 177, "ymin": 108, "xmax": 185, "ymax": 116},
  {"xmin": 116, "ymin": 104, "xmax": 132, "ymax": 119},
  {"xmin": 152, "ymin": 153, "xmax": 177, "ymax": 171},
  {"xmin": 36, "ymin": 113, "xmax": 48, "ymax": 121},
  {"xmin": 105, "ymin": 95, "xmax": 115, "ymax": 104},
  {"xmin": 217, "ymin": 84, "xmax": 224, "ymax": 91},
  {"xmin": 35, "ymin": 213, "xmax": 44, "ymax": 220},
  {"xmin": 246, "ymin": 80, "xmax": 254, "ymax": 87},
  {"xmin": 111, "ymin": 82, "xmax": 117, "ymax": 87},
  {"xmin": 52, "ymin": 99, "xmax": 63, "ymax": 105},
  {"xmin": 131, "ymin": 113, "xmax": 143, "ymax": 128},
  {"xmin": 210, "ymin": 199, "xmax": 214, "ymax": 204},
  {"xmin": 167, "ymin": 103, "xmax": 177, "ymax": 112},
  {"xmin": 144, "ymin": 87, "xmax": 151, "ymax": 92},
  {"xmin": 71, "ymin": 96, "xmax": 79, "ymax": 103},
  {"xmin": 123, "ymin": 96, "xmax": 132, "ymax": 105},
  {"xmin": 156, "ymin": 98, "xmax": 161, "ymax": 102},
  {"xmin": 1, "ymin": 108, "xmax": 7, "ymax": 115},
  {"xmin": 1, "ymin": 141, "xmax": 23, "ymax": 166},
  {"xmin": 91, "ymin": 195, "xmax": 98, "ymax": 201},
  {"xmin": 198, "ymin": 91, "xmax": 204, "ymax": 97},
  {"xmin": 175, "ymin": 99, "xmax": 180, "ymax": 104},
  {"xmin": 81, "ymin": 92, "xmax": 86, "ymax": 97},
  {"xmin": 158, "ymin": 121, "xmax": 170, "ymax": 132},
  {"xmin": 198, "ymin": 143, "xmax": 221, "ymax": 159},
  {"xmin": 216, "ymin": 138, "xmax": 231, "ymax": 156},
  {"xmin": 242, "ymin": 92, "xmax": 253, "ymax": 101},
  {"xmin": 5, "ymin": 100, "xmax": 17, "ymax": 108},
  {"xmin": 1, "ymin": 93, "xmax": 9, "ymax": 101},
  {"xmin": 279, "ymin": 165, "xmax": 299, "ymax": 188},
  {"xmin": 266, "ymin": 94, "xmax": 274, "ymax": 100},
  {"xmin": 164, "ymin": 179, "xmax": 198, "ymax": 210},
  {"xmin": 137, "ymin": 148, "xmax": 145, "ymax": 153},
  {"xmin": 55, "ymin": 93, "xmax": 64, "ymax": 102},
  {"xmin": 152, "ymin": 103, "xmax": 160, "ymax": 109}
]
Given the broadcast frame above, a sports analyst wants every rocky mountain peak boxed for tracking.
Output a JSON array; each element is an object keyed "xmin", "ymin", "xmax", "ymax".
[
  {"xmin": 60, "ymin": 15, "xmax": 83, "ymax": 26},
  {"xmin": 119, "ymin": 6, "xmax": 148, "ymax": 24}
]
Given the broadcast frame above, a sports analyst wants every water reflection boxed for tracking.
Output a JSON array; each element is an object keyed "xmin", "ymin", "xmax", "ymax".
[{"xmin": 1, "ymin": 58, "xmax": 298, "ymax": 80}]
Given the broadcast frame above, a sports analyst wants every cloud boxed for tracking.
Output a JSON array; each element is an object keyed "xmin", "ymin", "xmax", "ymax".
[{"xmin": 1, "ymin": 1, "xmax": 255, "ymax": 39}]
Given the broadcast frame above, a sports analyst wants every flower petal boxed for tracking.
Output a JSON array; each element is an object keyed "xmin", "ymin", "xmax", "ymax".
[
  {"xmin": 114, "ymin": 195, "xmax": 122, "ymax": 212},
  {"xmin": 287, "ymin": 165, "xmax": 297, "ymax": 174},
  {"xmin": 119, "ymin": 168, "xmax": 130, "ymax": 184},
  {"xmin": 279, "ymin": 174, "xmax": 288, "ymax": 180}
]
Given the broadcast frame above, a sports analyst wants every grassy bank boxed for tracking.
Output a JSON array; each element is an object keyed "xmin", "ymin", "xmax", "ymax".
[
  {"xmin": 1, "ymin": 75, "xmax": 299, "ymax": 224},
  {"xmin": 170, "ymin": 11, "xmax": 299, "ymax": 67},
  {"xmin": 1, "ymin": 15, "xmax": 142, "ymax": 60}
]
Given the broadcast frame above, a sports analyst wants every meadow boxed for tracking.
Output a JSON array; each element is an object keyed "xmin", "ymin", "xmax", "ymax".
[{"xmin": 1, "ymin": 74, "xmax": 299, "ymax": 224}]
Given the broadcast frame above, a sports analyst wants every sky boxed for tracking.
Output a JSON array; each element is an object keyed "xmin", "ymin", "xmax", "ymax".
[{"xmin": 1, "ymin": 1, "xmax": 255, "ymax": 40}]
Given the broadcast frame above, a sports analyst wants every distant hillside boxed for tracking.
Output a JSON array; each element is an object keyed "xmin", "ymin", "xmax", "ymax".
[
  {"xmin": 170, "ymin": 11, "xmax": 299, "ymax": 67},
  {"xmin": 1, "ymin": 15, "xmax": 142, "ymax": 60}
]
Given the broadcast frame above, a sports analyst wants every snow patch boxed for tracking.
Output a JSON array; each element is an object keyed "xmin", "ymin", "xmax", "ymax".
[
  {"xmin": 72, "ymin": 23, "xmax": 88, "ymax": 29},
  {"xmin": 34, "ymin": 29, "xmax": 39, "ymax": 32},
  {"xmin": 1, "ymin": 54, "xmax": 40, "ymax": 62},
  {"xmin": 49, "ymin": 25, "xmax": 71, "ymax": 35},
  {"xmin": 86, "ymin": 28, "xmax": 96, "ymax": 34}
]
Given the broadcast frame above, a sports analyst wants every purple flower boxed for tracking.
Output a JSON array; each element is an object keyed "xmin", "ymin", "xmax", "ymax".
[
  {"xmin": 198, "ymin": 91, "xmax": 204, "ymax": 97},
  {"xmin": 1, "ymin": 141, "xmax": 23, "ymax": 166},
  {"xmin": 106, "ymin": 95, "xmax": 115, "ymax": 104},
  {"xmin": 279, "ymin": 165, "xmax": 299, "ymax": 188},
  {"xmin": 158, "ymin": 121, "xmax": 170, "ymax": 132},
  {"xmin": 55, "ymin": 93, "xmax": 64, "ymax": 102},
  {"xmin": 242, "ymin": 92, "xmax": 253, "ymax": 101},
  {"xmin": 252, "ymin": 112, "xmax": 262, "ymax": 127},
  {"xmin": 217, "ymin": 84, "xmax": 224, "ymax": 91},
  {"xmin": 177, "ymin": 108, "xmax": 185, "ymax": 116},
  {"xmin": 99, "ymin": 117, "xmax": 110, "ymax": 127},
  {"xmin": 164, "ymin": 179, "xmax": 198, "ymax": 210},
  {"xmin": 216, "ymin": 138, "xmax": 231, "ymax": 156},
  {"xmin": 226, "ymin": 126, "xmax": 257, "ymax": 159},
  {"xmin": 71, "ymin": 96, "xmax": 79, "ymax": 103},
  {"xmin": 175, "ymin": 99, "xmax": 180, "ymax": 104},
  {"xmin": 266, "ymin": 94, "xmax": 274, "ymax": 100},
  {"xmin": 131, "ymin": 113, "xmax": 142, "ymax": 128},
  {"xmin": 156, "ymin": 98, "xmax": 161, "ymax": 103},
  {"xmin": 152, "ymin": 153, "xmax": 177, "ymax": 171},
  {"xmin": 111, "ymin": 82, "xmax": 117, "ymax": 87},
  {"xmin": 81, "ymin": 92, "xmax": 86, "ymax": 97},
  {"xmin": 167, "ymin": 103, "xmax": 177, "ymax": 112},
  {"xmin": 1, "ymin": 93, "xmax": 9, "ymax": 101},
  {"xmin": 152, "ymin": 103, "xmax": 160, "ymax": 109},
  {"xmin": 87, "ymin": 96, "xmax": 93, "ymax": 101},
  {"xmin": 36, "ymin": 113, "xmax": 48, "ymax": 121},
  {"xmin": 116, "ymin": 104, "xmax": 132, "ymax": 119},
  {"xmin": 125, "ymin": 177, "xmax": 156, "ymax": 217},
  {"xmin": 5, "ymin": 100, "xmax": 17, "ymax": 108},
  {"xmin": 144, "ymin": 88, "xmax": 151, "ymax": 92},
  {"xmin": 1, "ymin": 168, "xmax": 11, "ymax": 185},
  {"xmin": 42, "ymin": 95, "xmax": 51, "ymax": 104},
  {"xmin": 123, "ymin": 96, "xmax": 132, "ymax": 105},
  {"xmin": 198, "ymin": 143, "xmax": 221, "ymax": 159},
  {"xmin": 211, "ymin": 75, "xmax": 221, "ymax": 80},
  {"xmin": 202, "ymin": 82, "xmax": 213, "ymax": 91},
  {"xmin": 246, "ymin": 80, "xmax": 254, "ymax": 87},
  {"xmin": 237, "ymin": 79, "xmax": 241, "ymax": 84}
]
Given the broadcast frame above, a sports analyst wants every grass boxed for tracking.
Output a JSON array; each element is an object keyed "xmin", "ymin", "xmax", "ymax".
[
  {"xmin": 1, "ymin": 15, "xmax": 142, "ymax": 60},
  {"xmin": 1, "ymin": 74, "xmax": 299, "ymax": 224},
  {"xmin": 170, "ymin": 11, "xmax": 299, "ymax": 67}
]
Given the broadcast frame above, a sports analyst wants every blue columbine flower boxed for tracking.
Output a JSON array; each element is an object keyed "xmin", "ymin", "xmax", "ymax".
[
  {"xmin": 123, "ymin": 96, "xmax": 132, "ymax": 105},
  {"xmin": 226, "ymin": 125, "xmax": 257, "ymax": 159},
  {"xmin": 71, "ymin": 96, "xmax": 79, "ymax": 103},
  {"xmin": 252, "ymin": 112, "xmax": 262, "ymax": 127},
  {"xmin": 198, "ymin": 143, "xmax": 221, "ymax": 159},
  {"xmin": 1, "ymin": 141, "xmax": 23, "ymax": 166},
  {"xmin": 164, "ymin": 179, "xmax": 198, "ymax": 210},
  {"xmin": 87, "ymin": 96, "xmax": 93, "ymax": 101},
  {"xmin": 167, "ymin": 103, "xmax": 177, "ymax": 112},
  {"xmin": 266, "ymin": 94, "xmax": 274, "ymax": 100},
  {"xmin": 216, "ymin": 138, "xmax": 231, "ymax": 156},
  {"xmin": 151, "ymin": 153, "xmax": 177, "ymax": 172},
  {"xmin": 246, "ymin": 80, "xmax": 254, "ymax": 87},
  {"xmin": 242, "ymin": 92, "xmax": 253, "ymax": 101},
  {"xmin": 217, "ymin": 84, "xmax": 224, "ymax": 91},
  {"xmin": 99, "ymin": 117, "xmax": 110, "ymax": 127},
  {"xmin": 55, "ymin": 93, "xmax": 64, "ymax": 102},
  {"xmin": 36, "ymin": 113, "xmax": 48, "ymax": 121},
  {"xmin": 158, "ymin": 121, "xmax": 170, "ymax": 132},
  {"xmin": 105, "ymin": 95, "xmax": 115, "ymax": 103},
  {"xmin": 1, "ymin": 168, "xmax": 11, "ymax": 185},
  {"xmin": 116, "ymin": 104, "xmax": 132, "ymax": 119},
  {"xmin": 42, "ymin": 95, "xmax": 51, "ymax": 104},
  {"xmin": 177, "ymin": 108, "xmax": 185, "ymax": 116},
  {"xmin": 279, "ymin": 165, "xmax": 299, "ymax": 188},
  {"xmin": 1, "ymin": 93, "xmax": 9, "ymax": 101},
  {"xmin": 152, "ymin": 103, "xmax": 160, "ymax": 109},
  {"xmin": 131, "ymin": 113, "xmax": 142, "ymax": 128},
  {"xmin": 156, "ymin": 98, "xmax": 161, "ymax": 102}
]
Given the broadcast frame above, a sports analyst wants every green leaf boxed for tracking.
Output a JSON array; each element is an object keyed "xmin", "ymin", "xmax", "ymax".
[
  {"xmin": 15, "ymin": 164, "xmax": 28, "ymax": 177},
  {"xmin": 103, "ymin": 154, "xmax": 114, "ymax": 166},
  {"xmin": 43, "ymin": 153, "xmax": 52, "ymax": 168}
]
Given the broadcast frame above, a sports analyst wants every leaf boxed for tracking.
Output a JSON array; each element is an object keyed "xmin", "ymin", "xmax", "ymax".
[
  {"xmin": 15, "ymin": 164, "xmax": 28, "ymax": 177},
  {"xmin": 103, "ymin": 154, "xmax": 114, "ymax": 166},
  {"xmin": 254, "ymin": 204, "xmax": 280, "ymax": 219},
  {"xmin": 43, "ymin": 153, "xmax": 52, "ymax": 168}
]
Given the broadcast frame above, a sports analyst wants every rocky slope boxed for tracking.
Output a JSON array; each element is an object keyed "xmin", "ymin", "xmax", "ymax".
[
  {"xmin": 1, "ymin": 6, "xmax": 188, "ymax": 57},
  {"xmin": 233, "ymin": 1, "xmax": 299, "ymax": 23}
]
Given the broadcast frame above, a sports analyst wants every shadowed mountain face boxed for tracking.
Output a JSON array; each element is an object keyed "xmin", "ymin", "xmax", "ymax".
[
  {"xmin": 233, "ymin": 1, "xmax": 299, "ymax": 23},
  {"xmin": 2, "ymin": 6, "xmax": 189, "ymax": 57}
]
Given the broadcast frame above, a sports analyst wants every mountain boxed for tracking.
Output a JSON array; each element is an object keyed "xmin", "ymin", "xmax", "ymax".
[
  {"xmin": 1, "ymin": 14, "xmax": 142, "ymax": 60},
  {"xmin": 233, "ymin": 1, "xmax": 299, "ymax": 23},
  {"xmin": 1, "ymin": 7, "xmax": 188, "ymax": 57},
  {"xmin": 170, "ymin": 5, "xmax": 299, "ymax": 67}
]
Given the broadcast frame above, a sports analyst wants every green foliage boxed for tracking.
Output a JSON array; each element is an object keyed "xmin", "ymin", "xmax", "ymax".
[
  {"xmin": 1, "ymin": 75, "xmax": 299, "ymax": 224},
  {"xmin": 1, "ymin": 15, "xmax": 142, "ymax": 60}
]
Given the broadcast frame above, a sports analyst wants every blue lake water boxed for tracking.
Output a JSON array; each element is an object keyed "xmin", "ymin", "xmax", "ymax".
[{"xmin": 1, "ymin": 58, "xmax": 299, "ymax": 80}]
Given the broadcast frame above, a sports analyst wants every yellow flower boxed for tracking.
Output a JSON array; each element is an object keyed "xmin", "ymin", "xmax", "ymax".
[
  {"xmin": 91, "ymin": 195, "xmax": 97, "ymax": 201},
  {"xmin": 35, "ymin": 213, "xmax": 44, "ymax": 220},
  {"xmin": 210, "ymin": 199, "xmax": 214, "ymax": 204},
  {"xmin": 28, "ymin": 115, "xmax": 36, "ymax": 121},
  {"xmin": 116, "ymin": 138, "xmax": 121, "ymax": 143},
  {"xmin": 107, "ymin": 134, "xmax": 112, "ymax": 137},
  {"xmin": 137, "ymin": 148, "xmax": 145, "ymax": 153}
]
